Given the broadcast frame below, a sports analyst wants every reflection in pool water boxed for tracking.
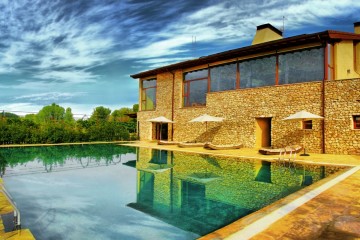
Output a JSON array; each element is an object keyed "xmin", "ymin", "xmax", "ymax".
[{"xmin": 1, "ymin": 145, "xmax": 345, "ymax": 239}]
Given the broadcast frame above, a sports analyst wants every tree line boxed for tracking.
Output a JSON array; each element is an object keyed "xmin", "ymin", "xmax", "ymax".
[{"xmin": 0, "ymin": 103, "xmax": 138, "ymax": 145}]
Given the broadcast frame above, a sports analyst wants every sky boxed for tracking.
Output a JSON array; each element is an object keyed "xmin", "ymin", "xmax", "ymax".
[{"xmin": 1, "ymin": 0, "xmax": 360, "ymax": 117}]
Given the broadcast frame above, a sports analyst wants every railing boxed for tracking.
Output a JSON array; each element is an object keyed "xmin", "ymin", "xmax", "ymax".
[{"xmin": 0, "ymin": 182, "xmax": 21, "ymax": 230}]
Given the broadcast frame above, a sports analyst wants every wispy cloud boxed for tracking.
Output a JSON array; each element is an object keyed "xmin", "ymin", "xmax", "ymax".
[
  {"xmin": 36, "ymin": 70, "xmax": 99, "ymax": 83},
  {"xmin": 13, "ymin": 92, "xmax": 86, "ymax": 102},
  {"xmin": 122, "ymin": 0, "xmax": 360, "ymax": 61},
  {"xmin": 0, "ymin": 0, "xmax": 359, "ymax": 114},
  {"xmin": 0, "ymin": 0, "xmax": 118, "ymax": 83}
]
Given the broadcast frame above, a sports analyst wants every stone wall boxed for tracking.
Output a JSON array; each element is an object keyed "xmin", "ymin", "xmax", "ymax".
[
  {"xmin": 138, "ymin": 69, "xmax": 360, "ymax": 154},
  {"xmin": 325, "ymin": 78, "xmax": 360, "ymax": 154}
]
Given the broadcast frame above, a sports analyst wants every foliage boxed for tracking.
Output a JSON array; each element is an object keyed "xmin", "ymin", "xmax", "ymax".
[
  {"xmin": 0, "ymin": 103, "xmax": 137, "ymax": 145},
  {"xmin": 90, "ymin": 106, "xmax": 111, "ymax": 122},
  {"xmin": 37, "ymin": 103, "xmax": 65, "ymax": 123},
  {"xmin": 132, "ymin": 104, "xmax": 139, "ymax": 113}
]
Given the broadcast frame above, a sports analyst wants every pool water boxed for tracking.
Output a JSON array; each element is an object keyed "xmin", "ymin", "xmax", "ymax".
[{"xmin": 0, "ymin": 145, "xmax": 344, "ymax": 240}]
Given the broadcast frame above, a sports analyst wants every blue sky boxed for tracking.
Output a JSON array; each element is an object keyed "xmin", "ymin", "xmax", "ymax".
[{"xmin": 1, "ymin": 0, "xmax": 360, "ymax": 117}]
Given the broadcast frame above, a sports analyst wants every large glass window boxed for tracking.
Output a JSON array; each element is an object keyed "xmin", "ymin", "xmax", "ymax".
[
  {"xmin": 240, "ymin": 56, "xmax": 276, "ymax": 88},
  {"xmin": 141, "ymin": 78, "xmax": 156, "ymax": 111},
  {"xmin": 279, "ymin": 47, "xmax": 324, "ymax": 84},
  {"xmin": 210, "ymin": 63, "xmax": 237, "ymax": 92},
  {"xmin": 183, "ymin": 69, "xmax": 208, "ymax": 107}
]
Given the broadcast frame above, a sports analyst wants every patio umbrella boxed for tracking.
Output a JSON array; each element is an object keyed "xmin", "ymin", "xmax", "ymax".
[
  {"xmin": 283, "ymin": 110, "xmax": 323, "ymax": 156},
  {"xmin": 147, "ymin": 116, "xmax": 174, "ymax": 141},
  {"xmin": 189, "ymin": 114, "xmax": 224, "ymax": 142}
]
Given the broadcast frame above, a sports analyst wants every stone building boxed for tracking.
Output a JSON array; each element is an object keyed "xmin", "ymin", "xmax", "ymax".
[{"xmin": 131, "ymin": 23, "xmax": 360, "ymax": 154}]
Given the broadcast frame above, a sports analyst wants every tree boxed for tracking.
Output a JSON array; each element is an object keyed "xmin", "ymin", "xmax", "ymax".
[
  {"xmin": 37, "ymin": 103, "xmax": 65, "ymax": 123},
  {"xmin": 132, "ymin": 104, "xmax": 139, "ymax": 113},
  {"xmin": 90, "ymin": 106, "xmax": 111, "ymax": 122},
  {"xmin": 111, "ymin": 107, "xmax": 132, "ymax": 122},
  {"xmin": 1, "ymin": 112, "xmax": 20, "ymax": 119},
  {"xmin": 64, "ymin": 107, "xmax": 75, "ymax": 125}
]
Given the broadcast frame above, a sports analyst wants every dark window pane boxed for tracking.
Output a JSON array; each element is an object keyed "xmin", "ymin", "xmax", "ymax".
[
  {"xmin": 279, "ymin": 48, "xmax": 324, "ymax": 84},
  {"xmin": 143, "ymin": 79, "xmax": 156, "ymax": 88},
  {"xmin": 303, "ymin": 120, "xmax": 312, "ymax": 130},
  {"xmin": 240, "ymin": 56, "xmax": 276, "ymax": 88},
  {"xmin": 210, "ymin": 63, "xmax": 237, "ymax": 92},
  {"xmin": 185, "ymin": 69, "xmax": 208, "ymax": 81},
  {"xmin": 188, "ymin": 79, "xmax": 207, "ymax": 106},
  {"xmin": 354, "ymin": 116, "xmax": 360, "ymax": 129}
]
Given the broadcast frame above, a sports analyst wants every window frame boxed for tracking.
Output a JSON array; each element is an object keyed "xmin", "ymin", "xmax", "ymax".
[
  {"xmin": 141, "ymin": 78, "xmax": 157, "ymax": 111},
  {"xmin": 302, "ymin": 120, "xmax": 313, "ymax": 130},
  {"xmin": 183, "ymin": 69, "xmax": 209, "ymax": 107},
  {"xmin": 353, "ymin": 115, "xmax": 360, "ymax": 129},
  {"xmin": 181, "ymin": 46, "xmax": 326, "ymax": 107}
]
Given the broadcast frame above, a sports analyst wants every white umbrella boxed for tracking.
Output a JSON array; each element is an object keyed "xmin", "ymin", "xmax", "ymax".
[
  {"xmin": 147, "ymin": 116, "xmax": 174, "ymax": 140},
  {"xmin": 283, "ymin": 110, "xmax": 324, "ymax": 121},
  {"xmin": 283, "ymin": 110, "xmax": 323, "ymax": 156},
  {"xmin": 147, "ymin": 116, "xmax": 174, "ymax": 123},
  {"xmin": 189, "ymin": 114, "xmax": 224, "ymax": 141}
]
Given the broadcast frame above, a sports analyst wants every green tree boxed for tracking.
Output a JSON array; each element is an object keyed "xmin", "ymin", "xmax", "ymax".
[
  {"xmin": 37, "ymin": 103, "xmax": 65, "ymax": 123},
  {"xmin": 90, "ymin": 106, "xmax": 111, "ymax": 122},
  {"xmin": 64, "ymin": 107, "xmax": 75, "ymax": 125},
  {"xmin": 110, "ymin": 107, "xmax": 132, "ymax": 122},
  {"xmin": 132, "ymin": 104, "xmax": 139, "ymax": 112},
  {"xmin": 1, "ymin": 112, "xmax": 20, "ymax": 119}
]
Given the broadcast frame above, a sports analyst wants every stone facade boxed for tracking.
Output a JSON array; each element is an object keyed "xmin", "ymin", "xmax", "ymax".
[
  {"xmin": 324, "ymin": 78, "xmax": 360, "ymax": 154},
  {"xmin": 138, "ymin": 73, "xmax": 360, "ymax": 154}
]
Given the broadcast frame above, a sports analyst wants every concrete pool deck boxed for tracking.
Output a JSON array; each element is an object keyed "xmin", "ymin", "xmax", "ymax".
[{"xmin": 122, "ymin": 141, "xmax": 360, "ymax": 240}]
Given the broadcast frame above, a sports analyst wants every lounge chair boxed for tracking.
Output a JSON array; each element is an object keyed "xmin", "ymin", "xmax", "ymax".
[
  {"xmin": 158, "ymin": 140, "xmax": 179, "ymax": 145},
  {"xmin": 178, "ymin": 142, "xmax": 205, "ymax": 148},
  {"xmin": 204, "ymin": 143, "xmax": 242, "ymax": 150},
  {"xmin": 258, "ymin": 145, "xmax": 302, "ymax": 155}
]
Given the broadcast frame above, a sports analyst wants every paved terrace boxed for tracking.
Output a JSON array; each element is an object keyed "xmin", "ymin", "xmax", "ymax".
[{"xmin": 123, "ymin": 141, "xmax": 360, "ymax": 240}]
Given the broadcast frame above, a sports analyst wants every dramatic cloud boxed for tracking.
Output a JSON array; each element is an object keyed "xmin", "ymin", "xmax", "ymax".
[{"xmin": 0, "ymin": 0, "xmax": 359, "ymax": 115}]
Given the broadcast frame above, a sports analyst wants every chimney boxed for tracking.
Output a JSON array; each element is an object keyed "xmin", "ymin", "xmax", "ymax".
[
  {"xmin": 252, "ymin": 23, "xmax": 283, "ymax": 45},
  {"xmin": 354, "ymin": 22, "xmax": 360, "ymax": 34}
]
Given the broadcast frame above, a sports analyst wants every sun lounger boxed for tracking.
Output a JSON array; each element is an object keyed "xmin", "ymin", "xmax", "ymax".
[
  {"xmin": 258, "ymin": 145, "xmax": 302, "ymax": 155},
  {"xmin": 158, "ymin": 140, "xmax": 179, "ymax": 145},
  {"xmin": 178, "ymin": 142, "xmax": 205, "ymax": 148},
  {"xmin": 204, "ymin": 143, "xmax": 242, "ymax": 150}
]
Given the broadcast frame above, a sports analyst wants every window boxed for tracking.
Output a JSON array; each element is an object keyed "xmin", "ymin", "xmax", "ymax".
[
  {"xmin": 240, "ymin": 56, "xmax": 276, "ymax": 88},
  {"xmin": 279, "ymin": 47, "xmax": 324, "ymax": 84},
  {"xmin": 183, "ymin": 69, "xmax": 208, "ymax": 107},
  {"xmin": 302, "ymin": 120, "xmax": 313, "ymax": 130},
  {"xmin": 141, "ymin": 78, "xmax": 156, "ymax": 110},
  {"xmin": 210, "ymin": 63, "xmax": 237, "ymax": 92},
  {"xmin": 353, "ymin": 115, "xmax": 360, "ymax": 129}
]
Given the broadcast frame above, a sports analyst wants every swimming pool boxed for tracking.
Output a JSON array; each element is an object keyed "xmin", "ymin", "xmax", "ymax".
[{"xmin": 0, "ymin": 144, "xmax": 345, "ymax": 239}]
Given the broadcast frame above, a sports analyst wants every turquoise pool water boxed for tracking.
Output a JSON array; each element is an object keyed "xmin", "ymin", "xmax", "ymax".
[{"xmin": 0, "ymin": 144, "xmax": 344, "ymax": 240}]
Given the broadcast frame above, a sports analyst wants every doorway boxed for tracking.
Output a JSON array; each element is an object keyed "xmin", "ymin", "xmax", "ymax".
[
  {"xmin": 153, "ymin": 123, "xmax": 168, "ymax": 140},
  {"xmin": 255, "ymin": 118, "xmax": 272, "ymax": 148}
]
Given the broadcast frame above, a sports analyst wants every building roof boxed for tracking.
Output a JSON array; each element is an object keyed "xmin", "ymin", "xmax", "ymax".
[{"xmin": 131, "ymin": 30, "xmax": 360, "ymax": 79}]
